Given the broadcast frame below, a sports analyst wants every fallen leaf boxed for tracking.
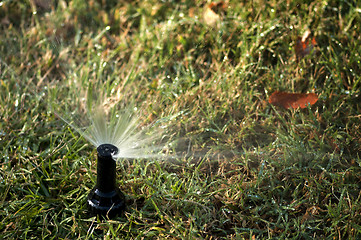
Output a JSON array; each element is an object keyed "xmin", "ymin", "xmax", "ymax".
[
  {"xmin": 209, "ymin": 1, "xmax": 227, "ymax": 13},
  {"xmin": 301, "ymin": 206, "xmax": 320, "ymax": 223},
  {"xmin": 269, "ymin": 91, "xmax": 318, "ymax": 109},
  {"xmin": 188, "ymin": 7, "xmax": 195, "ymax": 18},
  {"xmin": 203, "ymin": 1, "xmax": 227, "ymax": 26},
  {"xmin": 203, "ymin": 5, "xmax": 220, "ymax": 26},
  {"xmin": 295, "ymin": 30, "xmax": 317, "ymax": 59}
]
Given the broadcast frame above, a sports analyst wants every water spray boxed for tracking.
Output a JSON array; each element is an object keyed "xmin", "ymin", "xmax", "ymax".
[
  {"xmin": 51, "ymin": 88, "xmax": 176, "ymax": 218},
  {"xmin": 87, "ymin": 144, "xmax": 126, "ymax": 218}
]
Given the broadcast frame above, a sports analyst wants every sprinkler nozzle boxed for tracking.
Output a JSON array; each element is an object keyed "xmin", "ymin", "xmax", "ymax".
[{"xmin": 87, "ymin": 144, "xmax": 125, "ymax": 218}]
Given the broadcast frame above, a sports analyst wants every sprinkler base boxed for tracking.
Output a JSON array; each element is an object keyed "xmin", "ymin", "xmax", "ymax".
[
  {"xmin": 87, "ymin": 188, "xmax": 126, "ymax": 218},
  {"xmin": 87, "ymin": 144, "xmax": 125, "ymax": 218}
]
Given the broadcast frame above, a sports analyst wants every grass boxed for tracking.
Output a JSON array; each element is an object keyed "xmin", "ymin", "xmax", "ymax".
[{"xmin": 1, "ymin": 0, "xmax": 361, "ymax": 239}]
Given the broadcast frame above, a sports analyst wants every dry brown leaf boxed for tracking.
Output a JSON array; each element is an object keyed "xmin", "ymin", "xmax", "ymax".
[
  {"xmin": 203, "ymin": 1, "xmax": 227, "ymax": 26},
  {"xmin": 203, "ymin": 6, "xmax": 220, "ymax": 26},
  {"xmin": 188, "ymin": 7, "xmax": 195, "ymax": 18},
  {"xmin": 295, "ymin": 30, "xmax": 317, "ymax": 59},
  {"xmin": 209, "ymin": 1, "xmax": 227, "ymax": 12},
  {"xmin": 301, "ymin": 206, "xmax": 320, "ymax": 223},
  {"xmin": 269, "ymin": 91, "xmax": 318, "ymax": 109}
]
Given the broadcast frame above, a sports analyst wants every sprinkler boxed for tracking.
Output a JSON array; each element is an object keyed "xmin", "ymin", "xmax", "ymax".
[{"xmin": 87, "ymin": 144, "xmax": 126, "ymax": 218}]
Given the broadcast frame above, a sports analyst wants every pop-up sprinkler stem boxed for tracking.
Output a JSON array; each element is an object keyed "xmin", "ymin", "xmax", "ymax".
[{"xmin": 87, "ymin": 144, "xmax": 125, "ymax": 218}]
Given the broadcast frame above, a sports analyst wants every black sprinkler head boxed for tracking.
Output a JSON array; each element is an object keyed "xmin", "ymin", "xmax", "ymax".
[{"xmin": 87, "ymin": 144, "xmax": 126, "ymax": 218}]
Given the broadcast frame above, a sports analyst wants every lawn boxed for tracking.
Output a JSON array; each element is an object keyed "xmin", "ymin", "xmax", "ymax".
[{"xmin": 1, "ymin": 0, "xmax": 361, "ymax": 239}]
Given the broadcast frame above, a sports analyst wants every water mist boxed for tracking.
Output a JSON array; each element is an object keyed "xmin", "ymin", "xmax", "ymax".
[{"xmin": 53, "ymin": 90, "xmax": 173, "ymax": 218}]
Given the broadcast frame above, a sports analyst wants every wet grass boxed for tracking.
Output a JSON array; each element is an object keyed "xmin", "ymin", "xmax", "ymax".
[{"xmin": 1, "ymin": 0, "xmax": 361, "ymax": 239}]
